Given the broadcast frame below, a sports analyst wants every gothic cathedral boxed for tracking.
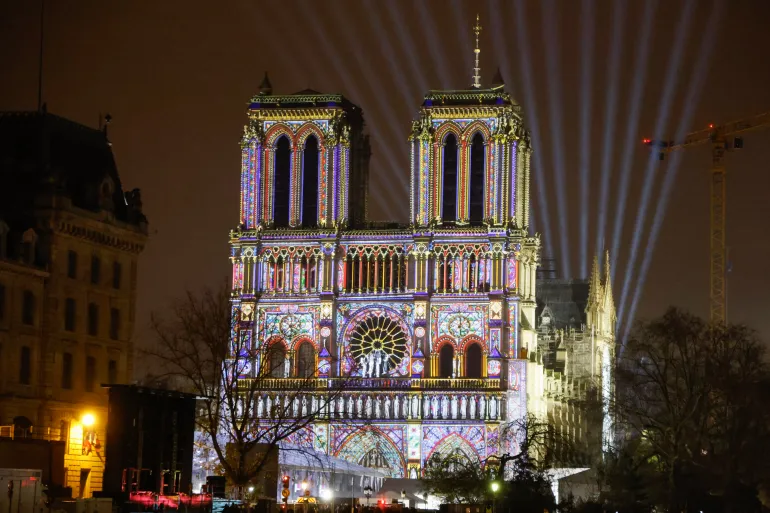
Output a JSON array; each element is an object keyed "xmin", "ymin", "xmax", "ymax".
[{"xmin": 228, "ymin": 22, "xmax": 615, "ymax": 488}]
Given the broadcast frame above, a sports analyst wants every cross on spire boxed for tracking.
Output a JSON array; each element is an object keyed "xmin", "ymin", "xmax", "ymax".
[{"xmin": 472, "ymin": 14, "xmax": 482, "ymax": 89}]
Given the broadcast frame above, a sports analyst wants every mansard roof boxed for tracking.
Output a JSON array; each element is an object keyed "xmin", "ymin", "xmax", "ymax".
[{"xmin": 0, "ymin": 110, "xmax": 146, "ymax": 228}]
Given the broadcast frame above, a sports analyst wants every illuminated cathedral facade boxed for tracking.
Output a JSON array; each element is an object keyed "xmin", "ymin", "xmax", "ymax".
[{"xmin": 227, "ymin": 39, "xmax": 615, "ymax": 488}]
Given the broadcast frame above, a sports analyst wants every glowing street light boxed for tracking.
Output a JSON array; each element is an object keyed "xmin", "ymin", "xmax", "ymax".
[
  {"xmin": 301, "ymin": 480, "xmax": 308, "ymax": 492},
  {"xmin": 490, "ymin": 481, "xmax": 500, "ymax": 513},
  {"xmin": 81, "ymin": 413, "xmax": 95, "ymax": 427}
]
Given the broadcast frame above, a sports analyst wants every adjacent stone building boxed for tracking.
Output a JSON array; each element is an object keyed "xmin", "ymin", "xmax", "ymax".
[{"xmin": 0, "ymin": 109, "xmax": 147, "ymax": 497}]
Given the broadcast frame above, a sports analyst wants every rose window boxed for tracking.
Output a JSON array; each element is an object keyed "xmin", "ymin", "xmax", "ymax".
[{"xmin": 349, "ymin": 314, "xmax": 408, "ymax": 377}]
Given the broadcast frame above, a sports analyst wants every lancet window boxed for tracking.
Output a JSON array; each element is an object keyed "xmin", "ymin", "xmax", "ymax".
[
  {"xmin": 433, "ymin": 245, "xmax": 491, "ymax": 293},
  {"xmin": 261, "ymin": 248, "xmax": 322, "ymax": 294},
  {"xmin": 273, "ymin": 135, "xmax": 291, "ymax": 228},
  {"xmin": 301, "ymin": 136, "xmax": 319, "ymax": 227},
  {"xmin": 441, "ymin": 133, "xmax": 459, "ymax": 222},
  {"xmin": 439, "ymin": 344, "xmax": 455, "ymax": 378},
  {"xmin": 469, "ymin": 133, "xmax": 485, "ymax": 224},
  {"xmin": 295, "ymin": 340, "xmax": 315, "ymax": 378},
  {"xmin": 268, "ymin": 341, "xmax": 287, "ymax": 378},
  {"xmin": 342, "ymin": 245, "xmax": 408, "ymax": 294},
  {"xmin": 464, "ymin": 342, "xmax": 483, "ymax": 378}
]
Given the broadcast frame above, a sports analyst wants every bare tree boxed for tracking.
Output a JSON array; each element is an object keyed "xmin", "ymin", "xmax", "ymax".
[
  {"xmin": 146, "ymin": 281, "xmax": 353, "ymax": 495},
  {"xmin": 615, "ymin": 307, "xmax": 770, "ymax": 512},
  {"xmin": 421, "ymin": 414, "xmax": 562, "ymax": 507}
]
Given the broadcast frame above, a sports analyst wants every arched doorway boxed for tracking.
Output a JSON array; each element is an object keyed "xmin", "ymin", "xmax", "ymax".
[
  {"xmin": 439, "ymin": 344, "xmax": 454, "ymax": 378},
  {"xmin": 465, "ymin": 343, "xmax": 482, "ymax": 378}
]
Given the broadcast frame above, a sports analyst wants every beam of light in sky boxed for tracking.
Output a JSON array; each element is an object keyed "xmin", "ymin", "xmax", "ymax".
[
  {"xmin": 609, "ymin": 0, "xmax": 657, "ymax": 282},
  {"xmin": 363, "ymin": 0, "xmax": 419, "ymax": 114},
  {"xmin": 293, "ymin": 0, "xmax": 405, "ymax": 217},
  {"xmin": 541, "ymin": 0, "xmax": 571, "ymax": 278},
  {"xmin": 330, "ymin": 2, "xmax": 411, "ymax": 194},
  {"xmin": 594, "ymin": 1, "xmax": 626, "ymax": 261},
  {"xmin": 617, "ymin": 0, "xmax": 697, "ymax": 328},
  {"xmin": 451, "ymin": 0, "xmax": 474, "ymax": 81},
  {"xmin": 578, "ymin": 0, "xmax": 595, "ymax": 278},
  {"xmin": 381, "ymin": 2, "xmax": 429, "ymax": 94},
  {"xmin": 513, "ymin": 0, "xmax": 554, "ymax": 258},
  {"xmin": 621, "ymin": 0, "xmax": 724, "ymax": 345},
  {"xmin": 235, "ymin": 1, "xmax": 394, "ymax": 218},
  {"xmin": 415, "ymin": 1, "xmax": 452, "ymax": 89}
]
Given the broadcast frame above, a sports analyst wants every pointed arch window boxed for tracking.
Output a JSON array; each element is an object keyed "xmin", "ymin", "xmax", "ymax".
[
  {"xmin": 439, "ymin": 343, "xmax": 454, "ymax": 378},
  {"xmin": 301, "ymin": 136, "xmax": 319, "ymax": 227},
  {"xmin": 273, "ymin": 135, "xmax": 291, "ymax": 228},
  {"xmin": 464, "ymin": 342, "xmax": 482, "ymax": 378},
  {"xmin": 469, "ymin": 133, "xmax": 485, "ymax": 224},
  {"xmin": 268, "ymin": 342, "xmax": 287, "ymax": 378},
  {"xmin": 441, "ymin": 134, "xmax": 459, "ymax": 222},
  {"xmin": 296, "ymin": 341, "xmax": 315, "ymax": 378}
]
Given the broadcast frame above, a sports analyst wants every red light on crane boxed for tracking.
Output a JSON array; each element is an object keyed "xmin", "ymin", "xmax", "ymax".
[{"xmin": 708, "ymin": 123, "xmax": 714, "ymax": 128}]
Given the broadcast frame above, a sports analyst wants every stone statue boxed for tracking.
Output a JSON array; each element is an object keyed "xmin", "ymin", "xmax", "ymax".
[
  {"xmin": 356, "ymin": 396, "xmax": 363, "ymax": 416},
  {"xmin": 451, "ymin": 396, "xmax": 458, "ymax": 419},
  {"xmin": 384, "ymin": 396, "xmax": 391, "ymax": 419},
  {"xmin": 257, "ymin": 396, "xmax": 264, "ymax": 418},
  {"xmin": 460, "ymin": 396, "xmax": 467, "ymax": 419},
  {"xmin": 412, "ymin": 396, "xmax": 419, "ymax": 418},
  {"xmin": 301, "ymin": 395, "xmax": 308, "ymax": 416},
  {"xmin": 479, "ymin": 396, "xmax": 486, "ymax": 419},
  {"xmin": 374, "ymin": 396, "xmax": 381, "ymax": 418},
  {"xmin": 441, "ymin": 396, "xmax": 449, "ymax": 419},
  {"xmin": 423, "ymin": 396, "xmax": 430, "ymax": 418},
  {"xmin": 470, "ymin": 397, "xmax": 476, "ymax": 419}
]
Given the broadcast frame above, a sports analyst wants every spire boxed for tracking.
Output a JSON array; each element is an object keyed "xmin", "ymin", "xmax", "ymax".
[
  {"xmin": 259, "ymin": 72, "xmax": 273, "ymax": 95},
  {"xmin": 588, "ymin": 255, "xmax": 601, "ymax": 303},
  {"xmin": 602, "ymin": 250, "xmax": 616, "ymax": 321},
  {"xmin": 472, "ymin": 14, "xmax": 482, "ymax": 89},
  {"xmin": 492, "ymin": 67, "xmax": 504, "ymax": 87}
]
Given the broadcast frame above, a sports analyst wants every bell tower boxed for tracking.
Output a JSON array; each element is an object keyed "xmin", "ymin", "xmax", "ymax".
[
  {"xmin": 409, "ymin": 18, "xmax": 532, "ymax": 229},
  {"xmin": 238, "ymin": 76, "xmax": 371, "ymax": 230}
]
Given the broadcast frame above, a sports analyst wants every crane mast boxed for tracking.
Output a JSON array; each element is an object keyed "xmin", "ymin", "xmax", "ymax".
[{"xmin": 644, "ymin": 111, "xmax": 770, "ymax": 325}]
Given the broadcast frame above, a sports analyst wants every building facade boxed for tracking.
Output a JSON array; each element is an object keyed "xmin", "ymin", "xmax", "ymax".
[
  {"xmin": 0, "ymin": 111, "xmax": 147, "ymax": 497},
  {"xmin": 229, "ymin": 65, "xmax": 540, "ymax": 481},
  {"xmin": 227, "ymin": 30, "xmax": 615, "ymax": 490}
]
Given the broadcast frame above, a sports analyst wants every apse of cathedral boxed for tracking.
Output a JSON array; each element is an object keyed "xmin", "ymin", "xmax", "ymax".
[{"xmin": 228, "ymin": 20, "xmax": 615, "ymax": 481}]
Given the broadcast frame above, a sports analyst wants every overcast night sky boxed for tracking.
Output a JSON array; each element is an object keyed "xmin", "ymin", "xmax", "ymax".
[{"xmin": 2, "ymin": 0, "xmax": 770, "ymax": 369}]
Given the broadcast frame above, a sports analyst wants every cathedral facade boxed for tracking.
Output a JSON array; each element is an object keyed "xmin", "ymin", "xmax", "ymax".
[{"xmin": 228, "ymin": 60, "xmax": 614, "ymax": 487}]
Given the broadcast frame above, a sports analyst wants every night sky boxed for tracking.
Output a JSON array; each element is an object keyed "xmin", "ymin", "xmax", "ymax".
[{"xmin": 2, "ymin": 0, "xmax": 770, "ymax": 368}]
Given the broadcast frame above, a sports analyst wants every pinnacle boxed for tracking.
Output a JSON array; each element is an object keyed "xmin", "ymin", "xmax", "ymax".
[{"xmin": 259, "ymin": 72, "xmax": 273, "ymax": 95}]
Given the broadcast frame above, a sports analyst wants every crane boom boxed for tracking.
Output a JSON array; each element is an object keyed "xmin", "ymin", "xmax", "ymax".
[{"xmin": 644, "ymin": 111, "xmax": 770, "ymax": 325}]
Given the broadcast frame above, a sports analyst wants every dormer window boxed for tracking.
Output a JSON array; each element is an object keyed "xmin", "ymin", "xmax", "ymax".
[{"xmin": 99, "ymin": 177, "xmax": 115, "ymax": 211}]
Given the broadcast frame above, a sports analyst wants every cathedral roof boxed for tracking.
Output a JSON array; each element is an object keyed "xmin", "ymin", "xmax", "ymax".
[
  {"xmin": 421, "ymin": 85, "xmax": 515, "ymax": 108},
  {"xmin": 248, "ymin": 89, "xmax": 361, "ymax": 112},
  {"xmin": 536, "ymin": 279, "xmax": 590, "ymax": 331}
]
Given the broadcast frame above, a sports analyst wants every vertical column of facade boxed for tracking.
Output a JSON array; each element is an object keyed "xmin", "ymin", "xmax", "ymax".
[
  {"xmin": 290, "ymin": 141, "xmax": 301, "ymax": 227},
  {"xmin": 510, "ymin": 140, "xmax": 519, "ymax": 226},
  {"xmin": 522, "ymin": 143, "xmax": 532, "ymax": 229},
  {"xmin": 486, "ymin": 138, "xmax": 497, "ymax": 223},
  {"xmin": 515, "ymin": 140, "xmax": 526, "ymax": 228},
  {"xmin": 321, "ymin": 142, "xmax": 335, "ymax": 227}
]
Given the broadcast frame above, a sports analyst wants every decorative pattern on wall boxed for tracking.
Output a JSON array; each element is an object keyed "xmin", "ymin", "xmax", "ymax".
[
  {"xmin": 332, "ymin": 424, "xmax": 407, "ymax": 478},
  {"xmin": 432, "ymin": 303, "xmax": 487, "ymax": 349},
  {"xmin": 422, "ymin": 425, "xmax": 487, "ymax": 465},
  {"xmin": 258, "ymin": 304, "xmax": 319, "ymax": 349}
]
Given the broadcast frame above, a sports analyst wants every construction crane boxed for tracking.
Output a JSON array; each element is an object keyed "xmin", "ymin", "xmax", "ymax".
[{"xmin": 643, "ymin": 111, "xmax": 770, "ymax": 325}]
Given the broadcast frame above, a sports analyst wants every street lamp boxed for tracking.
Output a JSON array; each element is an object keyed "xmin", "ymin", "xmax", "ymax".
[
  {"xmin": 490, "ymin": 481, "xmax": 500, "ymax": 513},
  {"xmin": 81, "ymin": 413, "xmax": 95, "ymax": 427},
  {"xmin": 320, "ymin": 488, "xmax": 334, "ymax": 513},
  {"xmin": 363, "ymin": 485, "xmax": 373, "ymax": 509}
]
